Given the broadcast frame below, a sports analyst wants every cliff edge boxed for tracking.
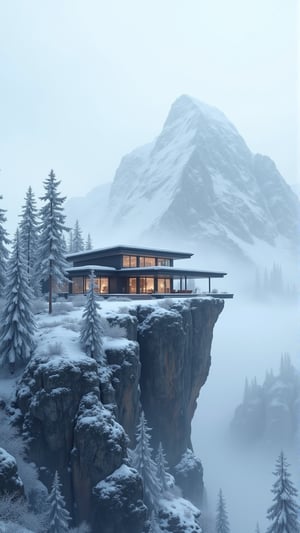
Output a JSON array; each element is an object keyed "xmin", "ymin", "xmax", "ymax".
[{"xmin": 13, "ymin": 296, "xmax": 223, "ymax": 532}]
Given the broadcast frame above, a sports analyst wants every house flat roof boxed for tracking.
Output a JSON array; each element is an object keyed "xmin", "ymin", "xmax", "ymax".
[
  {"xmin": 66, "ymin": 245, "xmax": 193, "ymax": 261},
  {"xmin": 67, "ymin": 265, "xmax": 116, "ymax": 273}
]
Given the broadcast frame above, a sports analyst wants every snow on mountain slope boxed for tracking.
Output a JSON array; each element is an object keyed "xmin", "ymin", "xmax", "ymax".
[
  {"xmin": 105, "ymin": 95, "xmax": 300, "ymax": 264},
  {"xmin": 65, "ymin": 95, "xmax": 299, "ymax": 272},
  {"xmin": 65, "ymin": 182, "xmax": 111, "ymax": 238}
]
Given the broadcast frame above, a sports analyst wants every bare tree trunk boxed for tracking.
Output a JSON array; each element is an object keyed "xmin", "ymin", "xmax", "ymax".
[{"xmin": 49, "ymin": 261, "xmax": 53, "ymax": 314}]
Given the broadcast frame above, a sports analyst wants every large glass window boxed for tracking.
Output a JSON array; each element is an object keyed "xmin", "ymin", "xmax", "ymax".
[
  {"xmin": 85, "ymin": 276, "xmax": 108, "ymax": 294},
  {"xmin": 157, "ymin": 258, "xmax": 171, "ymax": 267},
  {"xmin": 128, "ymin": 278, "xmax": 137, "ymax": 293},
  {"xmin": 140, "ymin": 277, "xmax": 154, "ymax": 293},
  {"xmin": 123, "ymin": 255, "xmax": 137, "ymax": 267},
  {"xmin": 85, "ymin": 276, "xmax": 109, "ymax": 294},
  {"xmin": 157, "ymin": 278, "xmax": 171, "ymax": 293},
  {"xmin": 139, "ymin": 257, "xmax": 156, "ymax": 267}
]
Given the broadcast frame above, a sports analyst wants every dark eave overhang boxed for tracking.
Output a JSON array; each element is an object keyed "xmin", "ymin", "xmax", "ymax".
[
  {"xmin": 113, "ymin": 267, "xmax": 226, "ymax": 278},
  {"xmin": 66, "ymin": 265, "xmax": 226, "ymax": 279}
]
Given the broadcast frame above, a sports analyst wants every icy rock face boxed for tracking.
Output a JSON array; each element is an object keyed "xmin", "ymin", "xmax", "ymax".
[
  {"xmin": 137, "ymin": 299, "xmax": 223, "ymax": 466},
  {"xmin": 106, "ymin": 95, "xmax": 300, "ymax": 259},
  {"xmin": 16, "ymin": 355, "xmax": 100, "ymax": 469},
  {"xmin": 0, "ymin": 447, "xmax": 24, "ymax": 498},
  {"xmin": 104, "ymin": 338, "xmax": 141, "ymax": 443},
  {"xmin": 15, "ymin": 354, "xmax": 144, "ymax": 532}
]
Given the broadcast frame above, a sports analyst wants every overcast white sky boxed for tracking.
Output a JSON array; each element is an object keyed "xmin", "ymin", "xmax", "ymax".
[{"xmin": 1, "ymin": 0, "xmax": 299, "ymax": 234}]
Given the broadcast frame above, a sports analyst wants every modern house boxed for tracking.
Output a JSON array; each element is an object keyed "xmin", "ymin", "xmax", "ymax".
[{"xmin": 63, "ymin": 245, "xmax": 231, "ymax": 297}]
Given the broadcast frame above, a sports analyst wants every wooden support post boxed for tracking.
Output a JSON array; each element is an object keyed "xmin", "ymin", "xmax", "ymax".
[
  {"xmin": 208, "ymin": 277, "xmax": 211, "ymax": 293},
  {"xmin": 184, "ymin": 276, "xmax": 187, "ymax": 290},
  {"xmin": 180, "ymin": 277, "xmax": 182, "ymax": 291}
]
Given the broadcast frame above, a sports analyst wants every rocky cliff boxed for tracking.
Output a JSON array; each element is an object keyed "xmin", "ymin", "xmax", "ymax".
[{"xmin": 13, "ymin": 297, "xmax": 223, "ymax": 532}]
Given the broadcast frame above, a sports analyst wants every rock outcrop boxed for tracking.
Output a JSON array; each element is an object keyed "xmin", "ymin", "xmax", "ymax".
[
  {"xmin": 15, "ymin": 297, "xmax": 223, "ymax": 532},
  {"xmin": 15, "ymin": 353, "xmax": 143, "ymax": 530},
  {"xmin": 0, "ymin": 447, "xmax": 24, "ymax": 498},
  {"xmin": 231, "ymin": 353, "xmax": 300, "ymax": 450}
]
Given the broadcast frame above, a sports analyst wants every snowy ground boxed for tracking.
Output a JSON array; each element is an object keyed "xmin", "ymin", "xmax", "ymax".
[{"xmin": 192, "ymin": 298, "xmax": 300, "ymax": 533}]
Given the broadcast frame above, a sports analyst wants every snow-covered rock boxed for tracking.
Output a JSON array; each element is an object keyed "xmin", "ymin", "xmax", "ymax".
[
  {"xmin": 92, "ymin": 464, "xmax": 146, "ymax": 533},
  {"xmin": 174, "ymin": 449, "xmax": 204, "ymax": 507},
  {"xmin": 0, "ymin": 447, "xmax": 24, "ymax": 498},
  {"xmin": 158, "ymin": 496, "xmax": 202, "ymax": 533}
]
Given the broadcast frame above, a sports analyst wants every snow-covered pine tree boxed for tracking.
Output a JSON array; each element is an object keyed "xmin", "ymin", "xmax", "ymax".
[
  {"xmin": 72, "ymin": 220, "xmax": 85, "ymax": 253},
  {"xmin": 68, "ymin": 229, "xmax": 73, "ymax": 253},
  {"xmin": 0, "ymin": 195, "xmax": 10, "ymax": 297},
  {"xmin": 38, "ymin": 170, "xmax": 69, "ymax": 313},
  {"xmin": 149, "ymin": 510, "xmax": 161, "ymax": 533},
  {"xmin": 130, "ymin": 411, "xmax": 161, "ymax": 511},
  {"xmin": 47, "ymin": 471, "xmax": 71, "ymax": 533},
  {"xmin": 19, "ymin": 186, "xmax": 40, "ymax": 295},
  {"xmin": 216, "ymin": 489, "xmax": 230, "ymax": 533},
  {"xmin": 85, "ymin": 233, "xmax": 93, "ymax": 250},
  {"xmin": 80, "ymin": 272, "xmax": 104, "ymax": 362},
  {"xmin": 156, "ymin": 442, "xmax": 170, "ymax": 493},
  {"xmin": 0, "ymin": 229, "xmax": 36, "ymax": 372},
  {"xmin": 266, "ymin": 451, "xmax": 300, "ymax": 533}
]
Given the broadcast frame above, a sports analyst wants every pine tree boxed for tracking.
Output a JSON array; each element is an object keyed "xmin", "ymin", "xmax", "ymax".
[
  {"xmin": 130, "ymin": 411, "xmax": 161, "ymax": 511},
  {"xmin": 72, "ymin": 220, "xmax": 85, "ymax": 253},
  {"xmin": 85, "ymin": 233, "xmax": 93, "ymax": 250},
  {"xmin": 0, "ymin": 229, "xmax": 36, "ymax": 372},
  {"xmin": 216, "ymin": 489, "xmax": 230, "ymax": 533},
  {"xmin": 255, "ymin": 522, "xmax": 261, "ymax": 533},
  {"xmin": 80, "ymin": 272, "xmax": 104, "ymax": 361},
  {"xmin": 0, "ymin": 195, "xmax": 10, "ymax": 296},
  {"xmin": 38, "ymin": 170, "xmax": 69, "ymax": 313},
  {"xmin": 280, "ymin": 353, "xmax": 295, "ymax": 381},
  {"xmin": 266, "ymin": 451, "xmax": 300, "ymax": 533},
  {"xmin": 47, "ymin": 471, "xmax": 71, "ymax": 533},
  {"xmin": 68, "ymin": 229, "xmax": 73, "ymax": 253},
  {"xmin": 149, "ymin": 510, "xmax": 161, "ymax": 533},
  {"xmin": 19, "ymin": 186, "xmax": 40, "ymax": 295},
  {"xmin": 156, "ymin": 442, "xmax": 170, "ymax": 493}
]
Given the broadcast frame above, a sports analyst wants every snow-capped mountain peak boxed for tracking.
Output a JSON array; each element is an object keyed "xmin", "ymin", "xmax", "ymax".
[
  {"xmin": 66, "ymin": 95, "xmax": 299, "ymax": 269},
  {"xmin": 105, "ymin": 95, "xmax": 299, "ymax": 261}
]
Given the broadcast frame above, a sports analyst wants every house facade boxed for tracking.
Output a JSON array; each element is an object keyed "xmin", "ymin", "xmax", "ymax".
[{"xmin": 62, "ymin": 245, "xmax": 229, "ymax": 296}]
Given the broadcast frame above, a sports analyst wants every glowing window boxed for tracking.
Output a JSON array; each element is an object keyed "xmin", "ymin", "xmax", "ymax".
[
  {"xmin": 139, "ymin": 257, "xmax": 156, "ymax": 267},
  {"xmin": 128, "ymin": 278, "xmax": 137, "ymax": 293},
  {"xmin": 157, "ymin": 258, "xmax": 171, "ymax": 267},
  {"xmin": 139, "ymin": 277, "xmax": 154, "ymax": 293},
  {"xmin": 123, "ymin": 255, "xmax": 137, "ymax": 267},
  {"xmin": 84, "ymin": 276, "xmax": 109, "ymax": 294},
  {"xmin": 157, "ymin": 278, "xmax": 171, "ymax": 293}
]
